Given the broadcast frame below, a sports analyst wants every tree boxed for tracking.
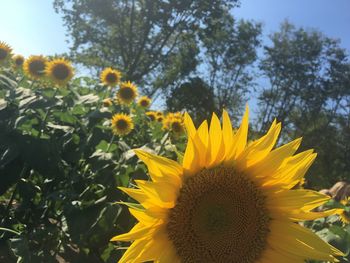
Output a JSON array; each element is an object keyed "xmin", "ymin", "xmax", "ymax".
[
  {"xmin": 258, "ymin": 21, "xmax": 350, "ymax": 187},
  {"xmin": 53, "ymin": 0, "xmax": 239, "ymax": 94},
  {"xmin": 166, "ymin": 77, "xmax": 217, "ymax": 125},
  {"xmin": 54, "ymin": 0, "xmax": 263, "ymax": 117},
  {"xmin": 165, "ymin": 13, "xmax": 262, "ymax": 120}
]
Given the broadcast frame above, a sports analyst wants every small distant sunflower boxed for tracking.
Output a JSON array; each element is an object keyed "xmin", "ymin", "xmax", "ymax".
[
  {"xmin": 116, "ymin": 81, "xmax": 138, "ymax": 105},
  {"xmin": 138, "ymin": 96, "xmax": 151, "ymax": 108},
  {"xmin": 111, "ymin": 113, "xmax": 134, "ymax": 136},
  {"xmin": 112, "ymin": 106, "xmax": 344, "ymax": 262},
  {"xmin": 100, "ymin": 67, "xmax": 122, "ymax": 87},
  {"xmin": 103, "ymin": 98, "xmax": 113, "ymax": 107},
  {"xmin": 23, "ymin": 55, "xmax": 47, "ymax": 79},
  {"xmin": 146, "ymin": 111, "xmax": 157, "ymax": 121},
  {"xmin": 339, "ymin": 209, "xmax": 350, "ymax": 224},
  {"xmin": 0, "ymin": 41, "xmax": 12, "ymax": 63},
  {"xmin": 156, "ymin": 111, "xmax": 164, "ymax": 122},
  {"xmin": 46, "ymin": 58, "xmax": 74, "ymax": 86},
  {"xmin": 163, "ymin": 112, "xmax": 184, "ymax": 134},
  {"xmin": 12, "ymin": 55, "xmax": 24, "ymax": 68},
  {"xmin": 157, "ymin": 115, "xmax": 164, "ymax": 122}
]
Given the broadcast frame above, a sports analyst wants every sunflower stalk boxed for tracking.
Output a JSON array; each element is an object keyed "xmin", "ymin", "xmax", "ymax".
[
  {"xmin": 0, "ymin": 163, "xmax": 29, "ymax": 227},
  {"xmin": 38, "ymin": 88, "xmax": 58, "ymax": 138},
  {"xmin": 107, "ymin": 134, "xmax": 115, "ymax": 152}
]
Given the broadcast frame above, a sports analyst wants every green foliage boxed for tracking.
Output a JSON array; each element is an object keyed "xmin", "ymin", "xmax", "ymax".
[
  {"xmin": 258, "ymin": 21, "xmax": 350, "ymax": 188},
  {"xmin": 0, "ymin": 67, "xmax": 184, "ymax": 262}
]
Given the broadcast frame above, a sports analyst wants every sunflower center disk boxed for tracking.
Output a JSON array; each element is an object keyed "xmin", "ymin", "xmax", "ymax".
[
  {"xmin": 119, "ymin": 87, "xmax": 134, "ymax": 100},
  {"xmin": 53, "ymin": 64, "xmax": 70, "ymax": 80},
  {"xmin": 171, "ymin": 122, "xmax": 182, "ymax": 133},
  {"xmin": 29, "ymin": 61, "xmax": 45, "ymax": 76},
  {"xmin": 0, "ymin": 49, "xmax": 8, "ymax": 60},
  {"xmin": 106, "ymin": 73, "xmax": 117, "ymax": 83},
  {"xmin": 116, "ymin": 119, "xmax": 128, "ymax": 130},
  {"xmin": 167, "ymin": 166, "xmax": 270, "ymax": 263}
]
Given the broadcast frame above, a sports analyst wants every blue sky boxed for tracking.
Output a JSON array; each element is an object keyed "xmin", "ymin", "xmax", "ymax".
[
  {"xmin": 235, "ymin": 0, "xmax": 350, "ymax": 51},
  {"xmin": 1, "ymin": 0, "xmax": 349, "ymax": 58}
]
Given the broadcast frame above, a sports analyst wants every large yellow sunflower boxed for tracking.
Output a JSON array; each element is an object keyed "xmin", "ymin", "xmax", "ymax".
[
  {"xmin": 0, "ymin": 41, "xmax": 12, "ymax": 63},
  {"xmin": 46, "ymin": 58, "xmax": 74, "ymax": 86},
  {"xmin": 111, "ymin": 113, "xmax": 134, "ymax": 136},
  {"xmin": 100, "ymin": 67, "xmax": 122, "ymax": 87},
  {"xmin": 116, "ymin": 81, "xmax": 138, "ymax": 105},
  {"xmin": 112, "ymin": 106, "xmax": 344, "ymax": 262},
  {"xmin": 12, "ymin": 55, "xmax": 25, "ymax": 69},
  {"xmin": 23, "ymin": 55, "xmax": 47, "ymax": 79}
]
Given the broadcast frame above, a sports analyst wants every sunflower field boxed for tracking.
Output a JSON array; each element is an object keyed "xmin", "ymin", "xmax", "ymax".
[{"xmin": 1, "ymin": 23, "xmax": 350, "ymax": 263}]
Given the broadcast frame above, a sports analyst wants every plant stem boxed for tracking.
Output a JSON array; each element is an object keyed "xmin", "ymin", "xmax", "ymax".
[
  {"xmin": 37, "ymin": 88, "xmax": 58, "ymax": 138},
  {"xmin": 107, "ymin": 134, "xmax": 116, "ymax": 152},
  {"xmin": 0, "ymin": 164, "xmax": 29, "ymax": 226}
]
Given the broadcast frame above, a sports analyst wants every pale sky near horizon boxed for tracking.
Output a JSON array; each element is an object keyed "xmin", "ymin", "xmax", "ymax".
[{"xmin": 1, "ymin": 0, "xmax": 349, "ymax": 58}]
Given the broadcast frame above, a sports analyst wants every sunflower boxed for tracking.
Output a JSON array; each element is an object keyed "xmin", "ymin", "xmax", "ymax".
[
  {"xmin": 100, "ymin": 67, "xmax": 122, "ymax": 87},
  {"xmin": 111, "ymin": 113, "xmax": 134, "ymax": 136},
  {"xmin": 0, "ymin": 41, "xmax": 12, "ymax": 63},
  {"xmin": 111, "ymin": 106, "xmax": 344, "ymax": 262},
  {"xmin": 146, "ymin": 111, "xmax": 157, "ymax": 121},
  {"xmin": 103, "ymin": 98, "xmax": 113, "ymax": 107},
  {"xmin": 12, "ymin": 55, "xmax": 24, "ymax": 68},
  {"xmin": 46, "ymin": 58, "xmax": 74, "ymax": 86},
  {"xmin": 163, "ymin": 112, "xmax": 184, "ymax": 134},
  {"xmin": 155, "ymin": 111, "xmax": 164, "ymax": 122},
  {"xmin": 339, "ymin": 209, "xmax": 350, "ymax": 224},
  {"xmin": 116, "ymin": 81, "xmax": 138, "ymax": 105},
  {"xmin": 23, "ymin": 55, "xmax": 47, "ymax": 79},
  {"xmin": 138, "ymin": 96, "xmax": 151, "ymax": 108}
]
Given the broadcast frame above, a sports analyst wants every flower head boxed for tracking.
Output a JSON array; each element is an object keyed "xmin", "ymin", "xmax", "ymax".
[
  {"xmin": 112, "ymin": 106, "xmax": 344, "ymax": 262},
  {"xmin": 46, "ymin": 58, "xmax": 74, "ymax": 86},
  {"xmin": 163, "ymin": 112, "xmax": 184, "ymax": 134},
  {"xmin": 146, "ymin": 111, "xmax": 157, "ymax": 121},
  {"xmin": 0, "ymin": 41, "xmax": 12, "ymax": 63},
  {"xmin": 111, "ymin": 113, "xmax": 134, "ymax": 136},
  {"xmin": 138, "ymin": 96, "xmax": 151, "ymax": 108},
  {"xmin": 23, "ymin": 55, "xmax": 47, "ymax": 79},
  {"xmin": 100, "ymin": 67, "xmax": 122, "ymax": 87},
  {"xmin": 116, "ymin": 81, "xmax": 138, "ymax": 105},
  {"xmin": 103, "ymin": 98, "xmax": 113, "ymax": 107},
  {"xmin": 12, "ymin": 55, "xmax": 24, "ymax": 69}
]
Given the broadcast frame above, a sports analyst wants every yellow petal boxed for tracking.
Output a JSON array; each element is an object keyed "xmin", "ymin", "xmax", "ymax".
[
  {"xmin": 208, "ymin": 113, "xmax": 224, "ymax": 167},
  {"xmin": 183, "ymin": 136, "xmax": 200, "ymax": 175},
  {"xmin": 247, "ymin": 138, "xmax": 302, "ymax": 178},
  {"xmin": 111, "ymin": 223, "xmax": 157, "ymax": 242},
  {"xmin": 268, "ymin": 221, "xmax": 343, "ymax": 261},
  {"xmin": 222, "ymin": 109, "xmax": 233, "ymax": 158},
  {"xmin": 265, "ymin": 151, "xmax": 316, "ymax": 189},
  {"xmin": 225, "ymin": 104, "xmax": 249, "ymax": 163},
  {"xmin": 134, "ymin": 149, "xmax": 182, "ymax": 186},
  {"xmin": 118, "ymin": 187, "xmax": 154, "ymax": 209},
  {"xmin": 237, "ymin": 120, "xmax": 281, "ymax": 169},
  {"xmin": 135, "ymin": 180, "xmax": 178, "ymax": 208},
  {"xmin": 184, "ymin": 112, "xmax": 196, "ymax": 139},
  {"xmin": 268, "ymin": 189, "xmax": 331, "ymax": 212}
]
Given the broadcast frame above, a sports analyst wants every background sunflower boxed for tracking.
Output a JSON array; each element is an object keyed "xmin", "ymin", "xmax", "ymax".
[
  {"xmin": 111, "ymin": 113, "xmax": 134, "ymax": 136},
  {"xmin": 100, "ymin": 67, "xmax": 122, "ymax": 87},
  {"xmin": 46, "ymin": 58, "xmax": 74, "ymax": 86},
  {"xmin": 116, "ymin": 81, "xmax": 138, "ymax": 105},
  {"xmin": 23, "ymin": 55, "xmax": 47, "ymax": 79}
]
